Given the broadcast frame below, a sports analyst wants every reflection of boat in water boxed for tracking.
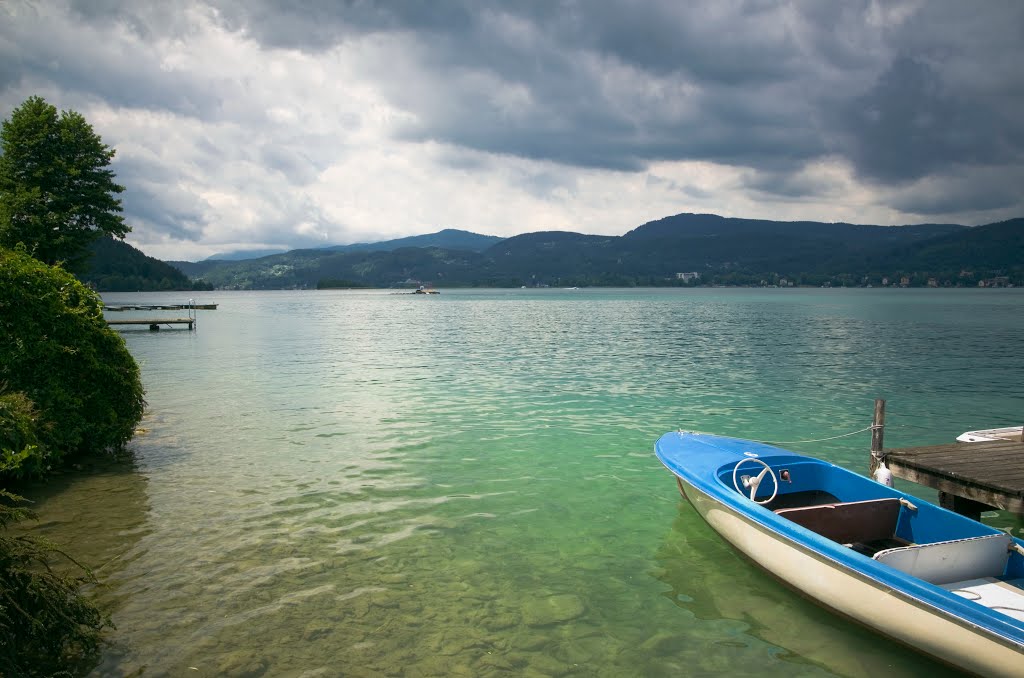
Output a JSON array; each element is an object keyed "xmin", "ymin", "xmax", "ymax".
[
  {"xmin": 654, "ymin": 431, "xmax": 1024, "ymax": 678},
  {"xmin": 652, "ymin": 497, "xmax": 954, "ymax": 676}
]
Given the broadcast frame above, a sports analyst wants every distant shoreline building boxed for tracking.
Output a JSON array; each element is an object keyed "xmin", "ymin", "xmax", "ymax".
[{"xmin": 676, "ymin": 272, "xmax": 700, "ymax": 282}]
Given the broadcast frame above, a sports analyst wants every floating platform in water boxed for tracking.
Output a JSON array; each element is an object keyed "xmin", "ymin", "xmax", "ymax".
[
  {"xmin": 104, "ymin": 303, "xmax": 217, "ymax": 311},
  {"xmin": 106, "ymin": 318, "xmax": 195, "ymax": 331}
]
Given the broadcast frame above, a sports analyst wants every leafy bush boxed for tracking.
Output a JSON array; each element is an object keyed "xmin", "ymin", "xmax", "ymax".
[
  {"xmin": 0, "ymin": 486, "xmax": 110, "ymax": 676},
  {"xmin": 0, "ymin": 247, "xmax": 145, "ymax": 469},
  {"xmin": 0, "ymin": 390, "xmax": 47, "ymax": 479}
]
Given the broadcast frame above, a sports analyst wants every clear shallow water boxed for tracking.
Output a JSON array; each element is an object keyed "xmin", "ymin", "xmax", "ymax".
[{"xmin": 22, "ymin": 288, "xmax": 1024, "ymax": 677}]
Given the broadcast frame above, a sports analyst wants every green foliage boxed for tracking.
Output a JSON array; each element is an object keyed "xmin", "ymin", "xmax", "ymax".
[
  {"xmin": 0, "ymin": 247, "xmax": 145, "ymax": 469},
  {"xmin": 0, "ymin": 487, "xmax": 110, "ymax": 677},
  {"xmin": 78, "ymin": 236, "xmax": 213, "ymax": 291},
  {"xmin": 316, "ymin": 278, "xmax": 372, "ymax": 289},
  {"xmin": 0, "ymin": 391, "xmax": 48, "ymax": 480},
  {"xmin": 0, "ymin": 96, "xmax": 128, "ymax": 272}
]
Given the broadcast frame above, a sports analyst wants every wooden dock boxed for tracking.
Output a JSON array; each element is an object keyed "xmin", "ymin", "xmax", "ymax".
[
  {"xmin": 103, "ymin": 299, "xmax": 210, "ymax": 331},
  {"xmin": 106, "ymin": 318, "xmax": 195, "ymax": 331},
  {"xmin": 885, "ymin": 439, "xmax": 1024, "ymax": 519},
  {"xmin": 104, "ymin": 303, "xmax": 217, "ymax": 311}
]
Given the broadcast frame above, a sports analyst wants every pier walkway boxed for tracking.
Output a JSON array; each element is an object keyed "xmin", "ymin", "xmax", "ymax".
[
  {"xmin": 106, "ymin": 318, "xmax": 195, "ymax": 331},
  {"xmin": 103, "ymin": 303, "xmax": 217, "ymax": 311},
  {"xmin": 104, "ymin": 299, "xmax": 211, "ymax": 331},
  {"xmin": 886, "ymin": 439, "xmax": 1024, "ymax": 519}
]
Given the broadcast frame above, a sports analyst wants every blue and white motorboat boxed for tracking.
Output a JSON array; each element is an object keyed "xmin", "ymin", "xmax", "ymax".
[{"xmin": 654, "ymin": 431, "xmax": 1024, "ymax": 677}]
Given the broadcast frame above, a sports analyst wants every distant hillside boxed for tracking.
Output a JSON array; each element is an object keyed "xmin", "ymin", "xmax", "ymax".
[
  {"xmin": 609, "ymin": 213, "xmax": 970, "ymax": 280},
  {"xmin": 879, "ymin": 218, "xmax": 1024, "ymax": 272},
  {"xmin": 79, "ymin": 237, "xmax": 213, "ymax": 292},
  {"xmin": 204, "ymin": 247, "xmax": 288, "ymax": 261},
  {"xmin": 170, "ymin": 228, "xmax": 504, "ymax": 278},
  {"xmin": 165, "ymin": 258, "xmax": 224, "ymax": 278},
  {"xmin": 163, "ymin": 214, "xmax": 1022, "ymax": 289},
  {"xmin": 322, "ymin": 228, "xmax": 504, "ymax": 254},
  {"xmin": 623, "ymin": 213, "xmax": 964, "ymax": 242},
  {"xmin": 181, "ymin": 246, "xmax": 489, "ymax": 290}
]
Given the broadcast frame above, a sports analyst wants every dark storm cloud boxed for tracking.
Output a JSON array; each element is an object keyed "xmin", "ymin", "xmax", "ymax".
[
  {"xmin": 833, "ymin": 56, "xmax": 1014, "ymax": 182},
  {"xmin": 14, "ymin": 0, "xmax": 1024, "ymax": 186},
  {"xmin": 564, "ymin": 0, "xmax": 804, "ymax": 83},
  {"xmin": 213, "ymin": 0, "xmax": 477, "ymax": 50},
  {"xmin": 353, "ymin": 7, "xmax": 825, "ymax": 173},
  {"xmin": 4, "ymin": 0, "xmax": 1024, "ymax": 242},
  {"xmin": 197, "ymin": 0, "xmax": 1024, "ymax": 188},
  {"xmin": 888, "ymin": 170, "xmax": 1023, "ymax": 216},
  {"xmin": 743, "ymin": 170, "xmax": 838, "ymax": 201},
  {"xmin": 120, "ymin": 183, "xmax": 207, "ymax": 242},
  {"xmin": 0, "ymin": 3, "xmax": 222, "ymax": 119},
  {"xmin": 110, "ymin": 155, "xmax": 206, "ymax": 243}
]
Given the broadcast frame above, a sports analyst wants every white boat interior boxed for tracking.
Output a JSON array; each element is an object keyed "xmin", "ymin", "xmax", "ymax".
[{"xmin": 942, "ymin": 578, "xmax": 1024, "ymax": 622}]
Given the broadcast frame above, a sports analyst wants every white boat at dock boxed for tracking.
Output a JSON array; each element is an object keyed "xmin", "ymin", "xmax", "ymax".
[{"xmin": 957, "ymin": 426, "xmax": 1024, "ymax": 443}]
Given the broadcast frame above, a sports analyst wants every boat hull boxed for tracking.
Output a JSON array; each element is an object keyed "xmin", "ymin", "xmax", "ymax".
[{"xmin": 680, "ymin": 476, "xmax": 1022, "ymax": 677}]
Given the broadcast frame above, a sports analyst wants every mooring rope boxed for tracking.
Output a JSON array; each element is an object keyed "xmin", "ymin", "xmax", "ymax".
[{"xmin": 749, "ymin": 424, "xmax": 877, "ymax": 446}]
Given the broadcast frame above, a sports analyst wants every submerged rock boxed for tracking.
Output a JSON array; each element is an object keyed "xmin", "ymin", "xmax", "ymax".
[
  {"xmin": 521, "ymin": 593, "xmax": 586, "ymax": 626},
  {"xmin": 217, "ymin": 653, "xmax": 269, "ymax": 678},
  {"xmin": 302, "ymin": 619, "xmax": 333, "ymax": 642}
]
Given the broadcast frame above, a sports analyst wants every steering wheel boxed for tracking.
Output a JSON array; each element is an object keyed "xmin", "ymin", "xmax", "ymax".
[{"xmin": 732, "ymin": 457, "xmax": 779, "ymax": 505}]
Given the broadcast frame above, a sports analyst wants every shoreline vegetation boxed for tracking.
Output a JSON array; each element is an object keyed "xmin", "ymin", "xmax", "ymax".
[
  {"xmin": 1, "ymin": 96, "xmax": 146, "ymax": 675},
  {"xmin": 0, "ymin": 247, "xmax": 145, "ymax": 676}
]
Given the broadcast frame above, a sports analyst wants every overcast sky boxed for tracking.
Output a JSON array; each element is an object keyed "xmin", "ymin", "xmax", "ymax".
[{"xmin": 3, "ymin": 1, "xmax": 1023, "ymax": 261}]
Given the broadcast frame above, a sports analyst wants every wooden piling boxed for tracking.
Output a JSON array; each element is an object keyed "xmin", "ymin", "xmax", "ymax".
[
  {"xmin": 869, "ymin": 398, "xmax": 886, "ymax": 476},
  {"xmin": 864, "ymin": 398, "xmax": 1024, "ymax": 519}
]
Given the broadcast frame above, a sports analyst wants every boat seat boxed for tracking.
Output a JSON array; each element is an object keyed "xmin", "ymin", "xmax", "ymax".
[
  {"xmin": 940, "ymin": 577, "xmax": 1024, "ymax": 621},
  {"xmin": 774, "ymin": 498, "xmax": 902, "ymax": 545},
  {"xmin": 873, "ymin": 533, "xmax": 1012, "ymax": 585}
]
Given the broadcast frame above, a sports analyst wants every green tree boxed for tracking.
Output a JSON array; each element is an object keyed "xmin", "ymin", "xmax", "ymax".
[
  {"xmin": 0, "ymin": 96, "xmax": 128, "ymax": 272},
  {"xmin": 0, "ymin": 246, "xmax": 144, "ymax": 468}
]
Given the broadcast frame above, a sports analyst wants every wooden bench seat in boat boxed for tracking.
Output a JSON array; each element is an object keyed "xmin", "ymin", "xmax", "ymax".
[
  {"xmin": 776, "ymin": 500, "xmax": 1015, "ymax": 586},
  {"xmin": 873, "ymin": 533, "xmax": 1013, "ymax": 585},
  {"xmin": 774, "ymin": 498, "xmax": 903, "ymax": 547}
]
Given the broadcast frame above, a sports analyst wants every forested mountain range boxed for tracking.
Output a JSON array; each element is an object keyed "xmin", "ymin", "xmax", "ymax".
[
  {"xmin": 321, "ymin": 228, "xmax": 503, "ymax": 255},
  {"xmin": 171, "ymin": 214, "xmax": 1023, "ymax": 289},
  {"xmin": 83, "ymin": 213, "xmax": 1024, "ymax": 290},
  {"xmin": 201, "ymin": 228, "xmax": 501, "ymax": 262},
  {"xmin": 78, "ymin": 236, "xmax": 213, "ymax": 291}
]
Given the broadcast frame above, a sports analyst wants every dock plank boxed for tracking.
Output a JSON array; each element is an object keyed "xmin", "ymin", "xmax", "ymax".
[
  {"xmin": 104, "ymin": 303, "xmax": 217, "ymax": 311},
  {"xmin": 886, "ymin": 440, "xmax": 1024, "ymax": 514},
  {"xmin": 106, "ymin": 318, "xmax": 195, "ymax": 330}
]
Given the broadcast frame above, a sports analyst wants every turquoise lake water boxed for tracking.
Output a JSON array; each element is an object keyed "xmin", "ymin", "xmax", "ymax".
[{"xmin": 24, "ymin": 288, "xmax": 1024, "ymax": 676}]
